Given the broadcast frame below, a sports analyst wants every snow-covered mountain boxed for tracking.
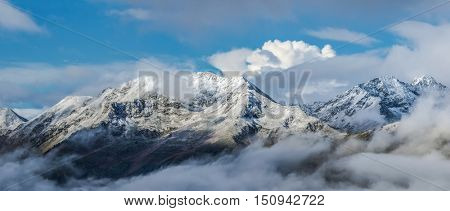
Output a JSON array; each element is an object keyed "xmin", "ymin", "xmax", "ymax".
[
  {"xmin": 412, "ymin": 75, "xmax": 447, "ymax": 93},
  {"xmin": 3, "ymin": 72, "xmax": 336, "ymax": 178},
  {"xmin": 305, "ymin": 76, "xmax": 447, "ymax": 132},
  {"xmin": 0, "ymin": 108, "xmax": 27, "ymax": 136}
]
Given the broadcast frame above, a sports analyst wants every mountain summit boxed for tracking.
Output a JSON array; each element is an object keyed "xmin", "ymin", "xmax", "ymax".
[
  {"xmin": 412, "ymin": 75, "xmax": 447, "ymax": 92},
  {"xmin": 305, "ymin": 76, "xmax": 447, "ymax": 132},
  {"xmin": 3, "ymin": 72, "xmax": 335, "ymax": 178},
  {"xmin": 0, "ymin": 108, "xmax": 27, "ymax": 135}
]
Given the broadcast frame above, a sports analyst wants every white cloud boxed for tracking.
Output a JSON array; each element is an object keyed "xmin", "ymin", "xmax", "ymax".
[
  {"xmin": 369, "ymin": 94, "xmax": 450, "ymax": 156},
  {"xmin": 209, "ymin": 40, "xmax": 340, "ymax": 104},
  {"xmin": 209, "ymin": 21, "xmax": 450, "ymax": 104},
  {"xmin": 0, "ymin": 58, "xmax": 194, "ymax": 109},
  {"xmin": 101, "ymin": 0, "xmax": 449, "ymax": 42},
  {"xmin": 247, "ymin": 40, "xmax": 335, "ymax": 72},
  {"xmin": 208, "ymin": 48, "xmax": 252, "ymax": 74},
  {"xmin": 307, "ymin": 27, "xmax": 378, "ymax": 46},
  {"xmin": 0, "ymin": 149, "xmax": 110, "ymax": 190},
  {"xmin": 0, "ymin": 62, "xmax": 135, "ymax": 108},
  {"xmin": 0, "ymin": 1, "xmax": 42, "ymax": 33},
  {"xmin": 209, "ymin": 40, "xmax": 336, "ymax": 74},
  {"xmin": 108, "ymin": 8, "xmax": 152, "ymax": 21},
  {"xmin": 380, "ymin": 21, "xmax": 450, "ymax": 85},
  {"xmin": 105, "ymin": 0, "xmax": 297, "ymax": 32}
]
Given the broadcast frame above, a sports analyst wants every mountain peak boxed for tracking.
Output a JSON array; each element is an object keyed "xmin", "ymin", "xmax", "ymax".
[
  {"xmin": 305, "ymin": 75, "xmax": 448, "ymax": 132},
  {"xmin": 0, "ymin": 108, "xmax": 27, "ymax": 131},
  {"xmin": 6, "ymin": 72, "xmax": 330, "ymax": 154},
  {"xmin": 365, "ymin": 76, "xmax": 401, "ymax": 86},
  {"xmin": 412, "ymin": 75, "xmax": 437, "ymax": 85},
  {"xmin": 412, "ymin": 75, "xmax": 446, "ymax": 90},
  {"xmin": 358, "ymin": 76, "xmax": 413, "ymax": 99}
]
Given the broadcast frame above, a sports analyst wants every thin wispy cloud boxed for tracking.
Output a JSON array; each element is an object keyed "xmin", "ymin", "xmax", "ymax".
[
  {"xmin": 0, "ymin": 58, "xmax": 196, "ymax": 109},
  {"xmin": 307, "ymin": 27, "xmax": 378, "ymax": 46},
  {"xmin": 107, "ymin": 8, "xmax": 152, "ymax": 21},
  {"xmin": 0, "ymin": 0, "xmax": 43, "ymax": 33}
]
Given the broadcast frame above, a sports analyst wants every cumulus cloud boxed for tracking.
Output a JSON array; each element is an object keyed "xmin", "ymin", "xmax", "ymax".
[
  {"xmin": 247, "ymin": 40, "xmax": 335, "ymax": 72},
  {"xmin": 307, "ymin": 27, "xmax": 378, "ymax": 46},
  {"xmin": 0, "ymin": 1, "xmax": 43, "ymax": 33},
  {"xmin": 209, "ymin": 40, "xmax": 335, "ymax": 74},
  {"xmin": 208, "ymin": 40, "xmax": 338, "ymax": 104},
  {"xmin": 208, "ymin": 48, "xmax": 253, "ymax": 73},
  {"xmin": 209, "ymin": 21, "xmax": 450, "ymax": 104}
]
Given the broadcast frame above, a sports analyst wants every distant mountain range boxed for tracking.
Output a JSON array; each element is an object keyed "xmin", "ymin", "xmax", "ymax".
[
  {"xmin": 0, "ymin": 73, "xmax": 446, "ymax": 178},
  {"xmin": 304, "ymin": 76, "xmax": 447, "ymax": 132}
]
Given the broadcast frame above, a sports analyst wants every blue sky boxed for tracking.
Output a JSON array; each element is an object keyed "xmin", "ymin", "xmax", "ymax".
[
  {"xmin": 1, "ymin": 0, "xmax": 450, "ymax": 116},
  {"xmin": 1, "ymin": 0, "xmax": 405, "ymax": 66}
]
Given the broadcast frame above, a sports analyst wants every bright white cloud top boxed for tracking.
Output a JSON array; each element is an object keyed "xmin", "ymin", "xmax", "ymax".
[
  {"xmin": 247, "ymin": 40, "xmax": 336, "ymax": 71},
  {"xmin": 209, "ymin": 40, "xmax": 336, "ymax": 73}
]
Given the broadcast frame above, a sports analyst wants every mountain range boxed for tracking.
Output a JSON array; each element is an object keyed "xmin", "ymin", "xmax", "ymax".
[
  {"xmin": 304, "ymin": 75, "xmax": 447, "ymax": 132},
  {"xmin": 0, "ymin": 73, "xmax": 446, "ymax": 179},
  {"xmin": 0, "ymin": 72, "xmax": 336, "ymax": 178}
]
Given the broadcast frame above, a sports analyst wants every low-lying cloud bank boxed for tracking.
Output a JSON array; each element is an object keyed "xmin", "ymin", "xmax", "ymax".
[{"xmin": 1, "ymin": 95, "xmax": 449, "ymax": 191}]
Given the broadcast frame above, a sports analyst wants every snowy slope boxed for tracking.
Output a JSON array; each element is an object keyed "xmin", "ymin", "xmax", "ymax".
[
  {"xmin": 305, "ymin": 76, "xmax": 447, "ymax": 132},
  {"xmin": 3, "ymin": 72, "xmax": 339, "ymax": 178},
  {"xmin": 5, "ymin": 72, "xmax": 334, "ymax": 152},
  {"xmin": 412, "ymin": 75, "xmax": 447, "ymax": 93},
  {"xmin": 0, "ymin": 108, "xmax": 27, "ymax": 135}
]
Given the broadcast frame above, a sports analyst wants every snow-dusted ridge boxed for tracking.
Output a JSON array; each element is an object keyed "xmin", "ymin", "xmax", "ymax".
[
  {"xmin": 0, "ymin": 72, "xmax": 342, "ymax": 178},
  {"xmin": 2, "ymin": 72, "xmax": 446, "ymax": 179},
  {"xmin": 4, "ymin": 72, "xmax": 336, "ymax": 158},
  {"xmin": 305, "ymin": 75, "xmax": 447, "ymax": 132},
  {"xmin": 0, "ymin": 108, "xmax": 27, "ymax": 135},
  {"xmin": 412, "ymin": 75, "xmax": 447, "ymax": 93}
]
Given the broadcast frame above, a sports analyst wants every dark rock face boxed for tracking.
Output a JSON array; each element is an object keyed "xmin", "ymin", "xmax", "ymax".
[{"xmin": 50, "ymin": 128, "xmax": 217, "ymax": 180}]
